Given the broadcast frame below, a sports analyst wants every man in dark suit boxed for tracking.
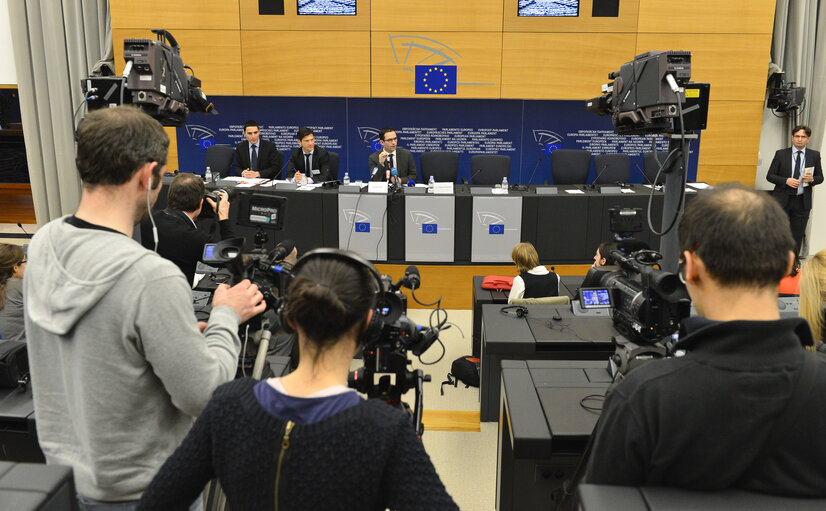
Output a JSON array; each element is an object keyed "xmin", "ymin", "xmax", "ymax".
[
  {"xmin": 285, "ymin": 126, "xmax": 335, "ymax": 183},
  {"xmin": 140, "ymin": 173, "xmax": 235, "ymax": 286},
  {"xmin": 766, "ymin": 124, "xmax": 824, "ymax": 255},
  {"xmin": 232, "ymin": 120, "xmax": 284, "ymax": 179},
  {"xmin": 368, "ymin": 127, "xmax": 418, "ymax": 184}
]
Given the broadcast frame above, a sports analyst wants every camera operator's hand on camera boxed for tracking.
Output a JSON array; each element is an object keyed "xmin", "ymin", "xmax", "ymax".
[
  {"xmin": 212, "ymin": 280, "xmax": 265, "ymax": 323},
  {"xmin": 205, "ymin": 191, "xmax": 231, "ymax": 220}
]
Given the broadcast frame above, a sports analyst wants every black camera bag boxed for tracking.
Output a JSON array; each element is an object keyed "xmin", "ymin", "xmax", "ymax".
[{"xmin": 440, "ymin": 355, "xmax": 480, "ymax": 395}]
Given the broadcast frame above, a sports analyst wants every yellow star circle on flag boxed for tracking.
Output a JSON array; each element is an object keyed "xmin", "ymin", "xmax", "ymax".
[{"xmin": 423, "ymin": 67, "xmax": 451, "ymax": 93}]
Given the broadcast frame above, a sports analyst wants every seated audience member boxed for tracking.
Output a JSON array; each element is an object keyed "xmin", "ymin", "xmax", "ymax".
[
  {"xmin": 585, "ymin": 183, "xmax": 826, "ymax": 496},
  {"xmin": 140, "ymin": 173, "xmax": 234, "ymax": 286},
  {"xmin": 139, "ymin": 249, "xmax": 458, "ymax": 511},
  {"xmin": 285, "ymin": 126, "xmax": 335, "ymax": 184},
  {"xmin": 0, "ymin": 243, "xmax": 26, "ymax": 341},
  {"xmin": 800, "ymin": 249, "xmax": 826, "ymax": 349},
  {"xmin": 778, "ymin": 259, "xmax": 801, "ymax": 295},
  {"xmin": 577, "ymin": 242, "xmax": 619, "ymax": 295},
  {"xmin": 508, "ymin": 242, "xmax": 559, "ymax": 303}
]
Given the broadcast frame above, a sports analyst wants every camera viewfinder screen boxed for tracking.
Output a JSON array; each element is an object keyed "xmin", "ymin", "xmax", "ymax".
[
  {"xmin": 203, "ymin": 244, "xmax": 215, "ymax": 259},
  {"xmin": 580, "ymin": 288, "xmax": 612, "ymax": 308},
  {"xmin": 297, "ymin": 0, "xmax": 356, "ymax": 15},
  {"xmin": 518, "ymin": 0, "xmax": 579, "ymax": 17}
]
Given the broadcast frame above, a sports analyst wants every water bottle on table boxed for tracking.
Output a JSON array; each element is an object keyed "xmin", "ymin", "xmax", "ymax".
[
  {"xmin": 204, "ymin": 166, "xmax": 212, "ymax": 183},
  {"xmin": 428, "ymin": 175, "xmax": 435, "ymax": 193}
]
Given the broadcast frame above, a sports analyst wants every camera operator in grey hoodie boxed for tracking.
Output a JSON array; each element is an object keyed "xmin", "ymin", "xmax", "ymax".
[{"xmin": 24, "ymin": 106, "xmax": 265, "ymax": 510}]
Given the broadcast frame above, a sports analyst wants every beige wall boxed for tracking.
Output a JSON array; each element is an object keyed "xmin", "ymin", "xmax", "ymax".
[{"xmin": 110, "ymin": 0, "xmax": 776, "ymax": 182}]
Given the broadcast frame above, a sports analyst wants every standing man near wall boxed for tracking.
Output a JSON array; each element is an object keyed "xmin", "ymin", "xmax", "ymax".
[
  {"xmin": 766, "ymin": 125, "xmax": 823, "ymax": 256},
  {"xmin": 24, "ymin": 106, "xmax": 265, "ymax": 510},
  {"xmin": 232, "ymin": 120, "xmax": 284, "ymax": 179},
  {"xmin": 368, "ymin": 127, "xmax": 418, "ymax": 184}
]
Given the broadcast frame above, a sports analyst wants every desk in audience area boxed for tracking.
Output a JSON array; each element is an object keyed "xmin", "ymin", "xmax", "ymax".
[{"xmin": 157, "ymin": 180, "xmax": 673, "ymax": 264}]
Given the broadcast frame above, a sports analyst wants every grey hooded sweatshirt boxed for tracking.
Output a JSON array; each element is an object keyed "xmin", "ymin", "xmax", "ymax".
[{"xmin": 24, "ymin": 216, "xmax": 241, "ymax": 501}]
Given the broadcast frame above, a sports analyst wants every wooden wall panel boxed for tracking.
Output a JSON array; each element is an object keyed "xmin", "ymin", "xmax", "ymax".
[
  {"xmin": 371, "ymin": 0, "xmax": 504, "ymax": 32},
  {"xmin": 110, "ymin": 0, "xmax": 240, "ymax": 30},
  {"xmin": 503, "ymin": 0, "xmax": 640, "ymax": 32},
  {"xmin": 638, "ymin": 0, "xmax": 775, "ymax": 34},
  {"xmin": 163, "ymin": 127, "xmax": 179, "ymax": 172},
  {"xmin": 634, "ymin": 33, "xmax": 771, "ymax": 102},
  {"xmin": 371, "ymin": 32, "xmax": 502, "ymax": 98},
  {"xmin": 696, "ymin": 165, "xmax": 758, "ymax": 186},
  {"xmin": 112, "ymin": 29, "xmax": 244, "ymax": 96},
  {"xmin": 241, "ymin": 31, "xmax": 370, "ymax": 96},
  {"xmin": 239, "ymin": 0, "xmax": 371, "ymax": 31},
  {"xmin": 696, "ymin": 100, "xmax": 764, "ymax": 167},
  {"xmin": 501, "ymin": 32, "xmax": 636, "ymax": 99}
]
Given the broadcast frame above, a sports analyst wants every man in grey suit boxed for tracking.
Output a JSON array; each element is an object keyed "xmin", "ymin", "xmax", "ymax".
[
  {"xmin": 766, "ymin": 124, "xmax": 823, "ymax": 255},
  {"xmin": 368, "ymin": 127, "xmax": 418, "ymax": 184}
]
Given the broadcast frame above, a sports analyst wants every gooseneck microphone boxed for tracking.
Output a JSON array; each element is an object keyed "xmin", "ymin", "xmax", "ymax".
[
  {"xmin": 589, "ymin": 164, "xmax": 609, "ymax": 190},
  {"xmin": 526, "ymin": 157, "xmax": 543, "ymax": 186},
  {"xmin": 464, "ymin": 168, "xmax": 483, "ymax": 185},
  {"xmin": 633, "ymin": 161, "xmax": 655, "ymax": 186},
  {"xmin": 513, "ymin": 157, "xmax": 544, "ymax": 191},
  {"xmin": 17, "ymin": 223, "xmax": 32, "ymax": 238}
]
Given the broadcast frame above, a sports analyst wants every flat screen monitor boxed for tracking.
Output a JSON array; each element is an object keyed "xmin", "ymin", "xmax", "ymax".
[
  {"xmin": 580, "ymin": 287, "xmax": 613, "ymax": 309},
  {"xmin": 297, "ymin": 0, "xmax": 356, "ymax": 16},
  {"xmin": 518, "ymin": 0, "xmax": 579, "ymax": 17}
]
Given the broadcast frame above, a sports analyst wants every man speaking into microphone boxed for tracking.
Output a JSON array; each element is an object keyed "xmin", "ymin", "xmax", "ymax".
[{"xmin": 368, "ymin": 127, "xmax": 418, "ymax": 184}]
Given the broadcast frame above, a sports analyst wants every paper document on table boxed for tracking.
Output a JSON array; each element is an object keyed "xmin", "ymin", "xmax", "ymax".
[
  {"xmin": 687, "ymin": 182, "xmax": 712, "ymax": 189},
  {"xmin": 565, "ymin": 189, "xmax": 585, "ymax": 194},
  {"xmin": 219, "ymin": 177, "xmax": 268, "ymax": 188}
]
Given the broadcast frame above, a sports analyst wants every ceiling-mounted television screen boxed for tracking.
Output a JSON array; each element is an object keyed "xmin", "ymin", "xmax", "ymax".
[
  {"xmin": 518, "ymin": 0, "xmax": 579, "ymax": 17},
  {"xmin": 297, "ymin": 0, "xmax": 356, "ymax": 16}
]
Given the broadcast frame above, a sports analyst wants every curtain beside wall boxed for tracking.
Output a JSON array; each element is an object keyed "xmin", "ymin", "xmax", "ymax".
[
  {"xmin": 766, "ymin": 0, "xmax": 826, "ymax": 256},
  {"xmin": 7, "ymin": 0, "xmax": 110, "ymax": 224}
]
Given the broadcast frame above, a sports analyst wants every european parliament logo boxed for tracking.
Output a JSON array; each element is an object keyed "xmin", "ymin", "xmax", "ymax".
[{"xmin": 415, "ymin": 66, "xmax": 457, "ymax": 95}]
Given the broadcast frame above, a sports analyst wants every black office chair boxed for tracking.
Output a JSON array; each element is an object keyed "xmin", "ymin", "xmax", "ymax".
[
  {"xmin": 642, "ymin": 151, "xmax": 669, "ymax": 185},
  {"xmin": 328, "ymin": 151, "xmax": 340, "ymax": 179},
  {"xmin": 204, "ymin": 144, "xmax": 234, "ymax": 178},
  {"xmin": 469, "ymin": 154, "xmax": 511, "ymax": 185},
  {"xmin": 421, "ymin": 151, "xmax": 459, "ymax": 183},
  {"xmin": 550, "ymin": 149, "xmax": 591, "ymax": 184},
  {"xmin": 593, "ymin": 153, "xmax": 630, "ymax": 184}
]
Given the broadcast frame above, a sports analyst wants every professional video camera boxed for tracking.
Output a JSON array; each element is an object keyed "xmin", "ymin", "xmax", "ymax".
[
  {"xmin": 585, "ymin": 50, "xmax": 709, "ymax": 136},
  {"xmin": 349, "ymin": 267, "xmax": 444, "ymax": 437},
  {"xmin": 767, "ymin": 71, "xmax": 806, "ymax": 113},
  {"xmin": 81, "ymin": 29, "xmax": 216, "ymax": 127}
]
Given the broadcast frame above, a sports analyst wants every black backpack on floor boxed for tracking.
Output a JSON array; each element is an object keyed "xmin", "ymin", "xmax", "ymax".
[{"xmin": 440, "ymin": 355, "xmax": 480, "ymax": 394}]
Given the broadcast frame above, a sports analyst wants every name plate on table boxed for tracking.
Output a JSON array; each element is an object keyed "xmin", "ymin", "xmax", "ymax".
[
  {"xmin": 600, "ymin": 186, "xmax": 622, "ymax": 194},
  {"xmin": 470, "ymin": 187, "xmax": 494, "ymax": 195},
  {"xmin": 368, "ymin": 181, "xmax": 389, "ymax": 194},
  {"xmin": 535, "ymin": 187, "xmax": 558, "ymax": 195},
  {"xmin": 339, "ymin": 183, "xmax": 362, "ymax": 193},
  {"xmin": 275, "ymin": 182, "xmax": 297, "ymax": 190},
  {"xmin": 433, "ymin": 182, "xmax": 454, "ymax": 195},
  {"xmin": 214, "ymin": 179, "xmax": 238, "ymax": 189},
  {"xmin": 404, "ymin": 186, "xmax": 427, "ymax": 195}
]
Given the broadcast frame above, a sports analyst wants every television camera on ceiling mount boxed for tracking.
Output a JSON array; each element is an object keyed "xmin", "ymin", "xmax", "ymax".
[{"xmin": 81, "ymin": 29, "xmax": 217, "ymax": 127}]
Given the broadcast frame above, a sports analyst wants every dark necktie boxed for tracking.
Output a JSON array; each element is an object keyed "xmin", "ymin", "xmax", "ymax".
[
  {"xmin": 388, "ymin": 153, "xmax": 394, "ymax": 169},
  {"xmin": 793, "ymin": 150, "xmax": 802, "ymax": 180},
  {"xmin": 305, "ymin": 153, "xmax": 311, "ymax": 175},
  {"xmin": 251, "ymin": 145, "xmax": 258, "ymax": 171}
]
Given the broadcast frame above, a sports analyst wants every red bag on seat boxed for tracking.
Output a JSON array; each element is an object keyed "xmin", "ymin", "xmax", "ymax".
[{"xmin": 481, "ymin": 275, "xmax": 515, "ymax": 291}]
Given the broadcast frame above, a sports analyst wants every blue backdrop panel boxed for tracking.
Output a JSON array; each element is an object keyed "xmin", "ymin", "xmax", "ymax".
[
  {"xmin": 346, "ymin": 97, "xmax": 522, "ymax": 183},
  {"xmin": 175, "ymin": 97, "xmax": 699, "ymax": 184}
]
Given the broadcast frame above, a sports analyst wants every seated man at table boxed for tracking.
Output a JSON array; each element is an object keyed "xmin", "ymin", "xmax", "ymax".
[
  {"xmin": 286, "ymin": 126, "xmax": 335, "ymax": 184},
  {"xmin": 232, "ymin": 120, "xmax": 284, "ymax": 179},
  {"xmin": 368, "ymin": 127, "xmax": 418, "ymax": 185},
  {"xmin": 584, "ymin": 183, "xmax": 826, "ymax": 496},
  {"xmin": 140, "ymin": 172, "xmax": 235, "ymax": 286}
]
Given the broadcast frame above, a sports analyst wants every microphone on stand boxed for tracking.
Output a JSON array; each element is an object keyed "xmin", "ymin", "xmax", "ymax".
[
  {"xmin": 463, "ymin": 169, "xmax": 483, "ymax": 185},
  {"xmin": 513, "ymin": 157, "xmax": 544, "ymax": 191},
  {"xmin": 17, "ymin": 223, "xmax": 33, "ymax": 238},
  {"xmin": 588, "ymin": 164, "xmax": 609, "ymax": 191},
  {"xmin": 633, "ymin": 161, "xmax": 659, "ymax": 188}
]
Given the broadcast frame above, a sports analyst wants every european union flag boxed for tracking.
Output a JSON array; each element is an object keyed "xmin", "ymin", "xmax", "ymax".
[
  {"xmin": 415, "ymin": 66, "xmax": 457, "ymax": 95},
  {"xmin": 355, "ymin": 222, "xmax": 370, "ymax": 233},
  {"xmin": 422, "ymin": 223, "xmax": 438, "ymax": 234},
  {"xmin": 199, "ymin": 138, "xmax": 215, "ymax": 150},
  {"xmin": 489, "ymin": 224, "xmax": 504, "ymax": 235}
]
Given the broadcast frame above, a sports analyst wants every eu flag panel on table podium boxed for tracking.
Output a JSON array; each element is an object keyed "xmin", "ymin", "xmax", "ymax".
[
  {"xmin": 404, "ymin": 195, "xmax": 455, "ymax": 262},
  {"xmin": 471, "ymin": 196, "xmax": 522, "ymax": 262},
  {"xmin": 337, "ymin": 194, "xmax": 388, "ymax": 261}
]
